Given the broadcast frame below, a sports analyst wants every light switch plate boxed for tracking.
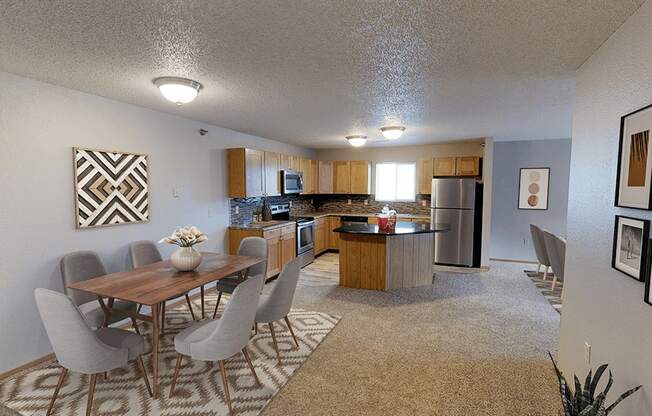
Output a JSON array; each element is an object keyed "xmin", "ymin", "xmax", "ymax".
[{"xmin": 584, "ymin": 342, "xmax": 591, "ymax": 365}]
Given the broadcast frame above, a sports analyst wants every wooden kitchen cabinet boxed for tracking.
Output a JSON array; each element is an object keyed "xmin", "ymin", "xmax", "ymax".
[
  {"xmin": 265, "ymin": 229, "xmax": 282, "ymax": 277},
  {"xmin": 329, "ymin": 216, "xmax": 341, "ymax": 250},
  {"xmin": 350, "ymin": 160, "xmax": 371, "ymax": 194},
  {"xmin": 314, "ymin": 217, "xmax": 328, "ymax": 255},
  {"xmin": 228, "ymin": 223, "xmax": 296, "ymax": 278},
  {"xmin": 290, "ymin": 156, "xmax": 302, "ymax": 172},
  {"xmin": 434, "ymin": 157, "xmax": 457, "ymax": 177},
  {"xmin": 264, "ymin": 151, "xmax": 281, "ymax": 196},
  {"xmin": 301, "ymin": 159, "xmax": 318, "ymax": 194},
  {"xmin": 333, "ymin": 161, "xmax": 351, "ymax": 193},
  {"xmin": 228, "ymin": 148, "xmax": 265, "ymax": 198},
  {"xmin": 455, "ymin": 156, "xmax": 481, "ymax": 176},
  {"xmin": 417, "ymin": 158, "xmax": 434, "ymax": 194},
  {"xmin": 318, "ymin": 161, "xmax": 333, "ymax": 193},
  {"xmin": 280, "ymin": 226, "xmax": 296, "ymax": 269}
]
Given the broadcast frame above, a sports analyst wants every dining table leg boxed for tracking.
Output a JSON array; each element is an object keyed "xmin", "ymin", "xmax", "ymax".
[{"xmin": 150, "ymin": 302, "xmax": 160, "ymax": 399}]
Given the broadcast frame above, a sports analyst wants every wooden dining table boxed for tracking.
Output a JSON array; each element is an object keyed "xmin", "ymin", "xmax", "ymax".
[{"xmin": 67, "ymin": 252, "xmax": 265, "ymax": 399}]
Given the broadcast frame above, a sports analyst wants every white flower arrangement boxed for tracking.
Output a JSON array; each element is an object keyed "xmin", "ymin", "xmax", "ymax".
[{"xmin": 159, "ymin": 226, "xmax": 208, "ymax": 247}]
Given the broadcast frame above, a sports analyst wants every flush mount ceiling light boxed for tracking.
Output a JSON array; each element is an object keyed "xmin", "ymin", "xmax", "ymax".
[
  {"xmin": 153, "ymin": 77, "xmax": 202, "ymax": 105},
  {"xmin": 346, "ymin": 135, "xmax": 367, "ymax": 147},
  {"xmin": 380, "ymin": 125, "xmax": 406, "ymax": 140}
]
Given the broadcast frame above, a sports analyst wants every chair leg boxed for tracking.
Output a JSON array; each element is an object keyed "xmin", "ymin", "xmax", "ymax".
[
  {"xmin": 86, "ymin": 374, "xmax": 97, "ymax": 416},
  {"xmin": 552, "ymin": 274, "xmax": 558, "ymax": 292},
  {"xmin": 200, "ymin": 285, "xmax": 205, "ymax": 319},
  {"xmin": 136, "ymin": 355, "xmax": 152, "ymax": 397},
  {"xmin": 212, "ymin": 291, "xmax": 223, "ymax": 319},
  {"xmin": 284, "ymin": 316, "xmax": 299, "ymax": 349},
  {"xmin": 161, "ymin": 302, "xmax": 166, "ymax": 336},
  {"xmin": 130, "ymin": 317, "xmax": 140, "ymax": 334},
  {"xmin": 536, "ymin": 263, "xmax": 541, "ymax": 273},
  {"xmin": 46, "ymin": 367, "xmax": 68, "ymax": 416},
  {"xmin": 185, "ymin": 294, "xmax": 197, "ymax": 321},
  {"xmin": 169, "ymin": 353, "xmax": 184, "ymax": 396},
  {"xmin": 218, "ymin": 360, "xmax": 232, "ymax": 414},
  {"xmin": 242, "ymin": 347, "xmax": 261, "ymax": 386},
  {"xmin": 542, "ymin": 267, "xmax": 548, "ymax": 281},
  {"xmin": 254, "ymin": 322, "xmax": 258, "ymax": 335},
  {"xmin": 268, "ymin": 322, "xmax": 281, "ymax": 365}
]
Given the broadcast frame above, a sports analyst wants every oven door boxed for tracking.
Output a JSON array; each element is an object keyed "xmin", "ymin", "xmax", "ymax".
[
  {"xmin": 297, "ymin": 222, "xmax": 314, "ymax": 254},
  {"xmin": 282, "ymin": 170, "xmax": 303, "ymax": 194}
]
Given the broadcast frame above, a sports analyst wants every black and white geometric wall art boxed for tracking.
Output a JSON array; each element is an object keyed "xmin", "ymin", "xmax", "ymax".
[
  {"xmin": 611, "ymin": 215, "xmax": 649, "ymax": 281},
  {"xmin": 73, "ymin": 147, "xmax": 149, "ymax": 228}
]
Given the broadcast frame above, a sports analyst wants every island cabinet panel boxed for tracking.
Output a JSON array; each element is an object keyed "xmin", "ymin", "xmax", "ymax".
[
  {"xmin": 328, "ymin": 216, "xmax": 341, "ymax": 249},
  {"xmin": 333, "ymin": 161, "xmax": 351, "ymax": 193},
  {"xmin": 350, "ymin": 160, "xmax": 371, "ymax": 194},
  {"xmin": 385, "ymin": 233, "xmax": 433, "ymax": 290},
  {"xmin": 339, "ymin": 234, "xmax": 386, "ymax": 290},
  {"xmin": 418, "ymin": 158, "xmax": 434, "ymax": 194},
  {"xmin": 264, "ymin": 151, "xmax": 281, "ymax": 196},
  {"xmin": 433, "ymin": 157, "xmax": 457, "ymax": 177},
  {"xmin": 318, "ymin": 161, "xmax": 333, "ymax": 194}
]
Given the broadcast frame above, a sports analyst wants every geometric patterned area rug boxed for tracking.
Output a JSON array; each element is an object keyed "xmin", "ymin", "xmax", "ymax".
[
  {"xmin": 524, "ymin": 269, "xmax": 563, "ymax": 314},
  {"xmin": 0, "ymin": 292, "xmax": 340, "ymax": 416}
]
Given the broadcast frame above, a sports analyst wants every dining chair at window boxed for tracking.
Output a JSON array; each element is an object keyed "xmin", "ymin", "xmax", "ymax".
[
  {"xmin": 129, "ymin": 241, "xmax": 201, "ymax": 331},
  {"xmin": 530, "ymin": 224, "xmax": 552, "ymax": 280},
  {"xmin": 255, "ymin": 257, "xmax": 302, "ymax": 364},
  {"xmin": 60, "ymin": 251, "xmax": 138, "ymax": 332},
  {"xmin": 35, "ymin": 288, "xmax": 151, "ymax": 416},
  {"xmin": 542, "ymin": 230, "xmax": 567, "ymax": 293},
  {"xmin": 212, "ymin": 237, "xmax": 267, "ymax": 319},
  {"xmin": 170, "ymin": 275, "xmax": 264, "ymax": 414}
]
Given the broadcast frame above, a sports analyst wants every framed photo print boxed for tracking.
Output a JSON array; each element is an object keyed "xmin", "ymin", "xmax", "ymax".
[
  {"xmin": 612, "ymin": 215, "xmax": 650, "ymax": 281},
  {"xmin": 518, "ymin": 168, "xmax": 549, "ymax": 210},
  {"xmin": 615, "ymin": 103, "xmax": 652, "ymax": 210}
]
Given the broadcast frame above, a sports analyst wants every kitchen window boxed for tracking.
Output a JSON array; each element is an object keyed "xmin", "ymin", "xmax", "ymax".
[{"xmin": 375, "ymin": 162, "xmax": 416, "ymax": 201}]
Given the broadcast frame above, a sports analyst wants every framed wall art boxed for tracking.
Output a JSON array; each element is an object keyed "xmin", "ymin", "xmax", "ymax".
[
  {"xmin": 644, "ymin": 240, "xmax": 652, "ymax": 307},
  {"xmin": 612, "ymin": 215, "xmax": 650, "ymax": 281},
  {"xmin": 73, "ymin": 147, "xmax": 149, "ymax": 229},
  {"xmin": 615, "ymin": 103, "xmax": 652, "ymax": 210},
  {"xmin": 518, "ymin": 167, "xmax": 549, "ymax": 210}
]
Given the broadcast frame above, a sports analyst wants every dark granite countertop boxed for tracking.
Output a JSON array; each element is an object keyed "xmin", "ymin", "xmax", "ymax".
[{"xmin": 334, "ymin": 221, "xmax": 449, "ymax": 235}]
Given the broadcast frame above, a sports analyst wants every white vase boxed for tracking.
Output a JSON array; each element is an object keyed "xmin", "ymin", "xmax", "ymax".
[{"xmin": 171, "ymin": 246, "xmax": 202, "ymax": 271}]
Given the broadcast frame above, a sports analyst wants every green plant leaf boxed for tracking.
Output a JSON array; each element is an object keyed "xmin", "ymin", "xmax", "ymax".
[
  {"xmin": 590, "ymin": 364, "xmax": 608, "ymax": 400},
  {"xmin": 549, "ymin": 352, "xmax": 573, "ymax": 415},
  {"xmin": 602, "ymin": 371, "xmax": 613, "ymax": 398},
  {"xmin": 605, "ymin": 385, "xmax": 642, "ymax": 414},
  {"xmin": 583, "ymin": 369, "xmax": 593, "ymax": 398}
]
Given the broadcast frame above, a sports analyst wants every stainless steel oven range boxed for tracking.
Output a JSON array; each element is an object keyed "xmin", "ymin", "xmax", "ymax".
[{"xmin": 269, "ymin": 203, "xmax": 315, "ymax": 268}]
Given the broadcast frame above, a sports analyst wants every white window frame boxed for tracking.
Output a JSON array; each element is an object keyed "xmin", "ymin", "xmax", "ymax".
[{"xmin": 374, "ymin": 162, "xmax": 417, "ymax": 202}]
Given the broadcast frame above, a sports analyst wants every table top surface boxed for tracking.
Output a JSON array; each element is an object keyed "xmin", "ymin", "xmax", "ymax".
[
  {"xmin": 67, "ymin": 252, "xmax": 264, "ymax": 305},
  {"xmin": 334, "ymin": 221, "xmax": 449, "ymax": 235}
]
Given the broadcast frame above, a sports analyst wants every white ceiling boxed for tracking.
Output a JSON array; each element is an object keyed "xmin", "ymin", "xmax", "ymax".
[{"xmin": 0, "ymin": 1, "xmax": 644, "ymax": 148}]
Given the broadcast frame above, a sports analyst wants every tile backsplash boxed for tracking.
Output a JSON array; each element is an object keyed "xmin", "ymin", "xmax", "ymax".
[{"xmin": 229, "ymin": 194, "xmax": 431, "ymax": 225}]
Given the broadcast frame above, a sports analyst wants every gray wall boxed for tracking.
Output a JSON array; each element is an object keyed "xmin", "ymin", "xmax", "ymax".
[
  {"xmin": 490, "ymin": 139, "xmax": 571, "ymax": 261},
  {"xmin": 0, "ymin": 71, "xmax": 313, "ymax": 373},
  {"xmin": 560, "ymin": 1, "xmax": 652, "ymax": 414}
]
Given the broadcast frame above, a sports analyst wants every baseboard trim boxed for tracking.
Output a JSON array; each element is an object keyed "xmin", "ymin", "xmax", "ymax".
[
  {"xmin": 0, "ymin": 291, "xmax": 206, "ymax": 381},
  {"xmin": 490, "ymin": 257, "xmax": 538, "ymax": 265}
]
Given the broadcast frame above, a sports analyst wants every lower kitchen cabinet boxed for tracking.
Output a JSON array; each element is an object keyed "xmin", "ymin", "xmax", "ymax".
[
  {"xmin": 228, "ymin": 223, "xmax": 296, "ymax": 278},
  {"xmin": 329, "ymin": 216, "xmax": 341, "ymax": 250},
  {"xmin": 314, "ymin": 217, "xmax": 328, "ymax": 255}
]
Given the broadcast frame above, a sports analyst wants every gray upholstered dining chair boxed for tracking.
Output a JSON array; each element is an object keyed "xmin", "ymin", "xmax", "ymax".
[
  {"xmin": 255, "ymin": 257, "xmax": 302, "ymax": 364},
  {"xmin": 212, "ymin": 237, "xmax": 267, "ymax": 319},
  {"xmin": 60, "ymin": 251, "xmax": 138, "ymax": 331},
  {"xmin": 35, "ymin": 288, "xmax": 151, "ymax": 416},
  {"xmin": 530, "ymin": 224, "xmax": 552, "ymax": 280},
  {"xmin": 170, "ymin": 275, "xmax": 264, "ymax": 414},
  {"xmin": 542, "ymin": 230, "xmax": 567, "ymax": 292},
  {"xmin": 129, "ymin": 241, "xmax": 201, "ymax": 331}
]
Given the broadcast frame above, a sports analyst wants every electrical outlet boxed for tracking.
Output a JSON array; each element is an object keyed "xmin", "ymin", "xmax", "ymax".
[
  {"xmin": 235, "ymin": 206, "xmax": 239, "ymax": 214},
  {"xmin": 347, "ymin": 199, "xmax": 352, "ymax": 205},
  {"xmin": 421, "ymin": 200, "xmax": 427, "ymax": 207},
  {"xmin": 289, "ymin": 201, "xmax": 293, "ymax": 208},
  {"xmin": 364, "ymin": 199, "xmax": 368, "ymax": 205},
  {"xmin": 584, "ymin": 342, "xmax": 591, "ymax": 365}
]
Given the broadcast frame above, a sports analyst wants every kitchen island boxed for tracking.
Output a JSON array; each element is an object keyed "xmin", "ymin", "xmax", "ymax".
[{"xmin": 334, "ymin": 221, "xmax": 448, "ymax": 291}]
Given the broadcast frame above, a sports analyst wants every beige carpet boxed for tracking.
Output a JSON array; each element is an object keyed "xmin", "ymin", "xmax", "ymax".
[
  {"xmin": 261, "ymin": 254, "xmax": 562, "ymax": 416},
  {"xmin": 0, "ymin": 296, "xmax": 339, "ymax": 416}
]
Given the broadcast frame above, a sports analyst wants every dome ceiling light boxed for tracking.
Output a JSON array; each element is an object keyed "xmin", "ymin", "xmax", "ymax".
[
  {"xmin": 346, "ymin": 135, "xmax": 368, "ymax": 147},
  {"xmin": 380, "ymin": 125, "xmax": 406, "ymax": 140},
  {"xmin": 153, "ymin": 77, "xmax": 202, "ymax": 105}
]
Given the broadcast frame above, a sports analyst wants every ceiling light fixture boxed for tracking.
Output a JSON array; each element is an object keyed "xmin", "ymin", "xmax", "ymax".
[
  {"xmin": 153, "ymin": 77, "xmax": 202, "ymax": 105},
  {"xmin": 346, "ymin": 135, "xmax": 367, "ymax": 147},
  {"xmin": 380, "ymin": 125, "xmax": 406, "ymax": 140}
]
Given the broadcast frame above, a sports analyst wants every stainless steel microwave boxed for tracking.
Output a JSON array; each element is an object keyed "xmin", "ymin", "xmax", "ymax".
[{"xmin": 281, "ymin": 170, "xmax": 303, "ymax": 194}]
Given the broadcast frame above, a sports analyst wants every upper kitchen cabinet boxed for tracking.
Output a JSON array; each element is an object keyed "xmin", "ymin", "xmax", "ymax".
[
  {"xmin": 433, "ymin": 157, "xmax": 457, "ymax": 177},
  {"xmin": 227, "ymin": 148, "xmax": 283, "ymax": 198},
  {"xmin": 417, "ymin": 158, "xmax": 434, "ymax": 194},
  {"xmin": 264, "ymin": 151, "xmax": 281, "ymax": 196},
  {"xmin": 290, "ymin": 155, "xmax": 302, "ymax": 172},
  {"xmin": 455, "ymin": 156, "xmax": 481, "ymax": 176},
  {"xmin": 333, "ymin": 161, "xmax": 351, "ymax": 193},
  {"xmin": 350, "ymin": 160, "xmax": 371, "ymax": 194},
  {"xmin": 318, "ymin": 161, "xmax": 333, "ymax": 193},
  {"xmin": 301, "ymin": 158, "xmax": 318, "ymax": 194}
]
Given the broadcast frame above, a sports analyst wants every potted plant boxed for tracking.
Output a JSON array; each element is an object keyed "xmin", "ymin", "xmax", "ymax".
[
  {"xmin": 159, "ymin": 226, "xmax": 208, "ymax": 271},
  {"xmin": 549, "ymin": 352, "xmax": 641, "ymax": 415}
]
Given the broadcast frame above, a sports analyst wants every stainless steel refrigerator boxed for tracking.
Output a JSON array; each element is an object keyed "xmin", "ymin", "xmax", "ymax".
[{"xmin": 431, "ymin": 178, "xmax": 483, "ymax": 267}]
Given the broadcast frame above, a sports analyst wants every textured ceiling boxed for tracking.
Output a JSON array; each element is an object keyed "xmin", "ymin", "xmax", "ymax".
[{"xmin": 0, "ymin": 1, "xmax": 644, "ymax": 148}]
